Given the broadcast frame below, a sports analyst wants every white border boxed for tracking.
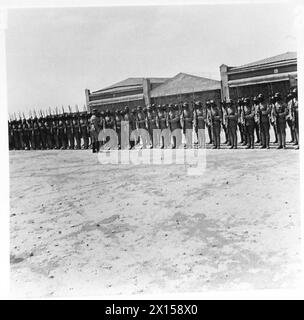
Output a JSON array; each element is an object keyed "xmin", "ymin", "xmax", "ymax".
[{"xmin": 1, "ymin": 0, "xmax": 303, "ymax": 300}]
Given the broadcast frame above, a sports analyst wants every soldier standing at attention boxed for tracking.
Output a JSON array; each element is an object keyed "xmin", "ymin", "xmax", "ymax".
[
  {"xmin": 221, "ymin": 100, "xmax": 229, "ymax": 145},
  {"xmin": 157, "ymin": 104, "xmax": 168, "ymax": 148},
  {"xmin": 89, "ymin": 109, "xmax": 100, "ymax": 153},
  {"xmin": 8, "ymin": 121, "xmax": 13, "ymax": 150},
  {"xmin": 273, "ymin": 92, "xmax": 288, "ymax": 149},
  {"xmin": 291, "ymin": 88, "xmax": 299, "ymax": 149},
  {"xmin": 44, "ymin": 121, "xmax": 52, "ymax": 149},
  {"xmin": 205, "ymin": 100, "xmax": 213, "ymax": 145},
  {"xmin": 65, "ymin": 117, "xmax": 74, "ymax": 149},
  {"xmin": 257, "ymin": 93, "xmax": 270, "ymax": 149},
  {"xmin": 121, "ymin": 107, "xmax": 130, "ymax": 150},
  {"xmin": 136, "ymin": 106, "xmax": 147, "ymax": 148},
  {"xmin": 17, "ymin": 122, "xmax": 24, "ymax": 150},
  {"xmin": 226, "ymin": 99, "xmax": 238, "ymax": 149},
  {"xmin": 39, "ymin": 120, "xmax": 47, "ymax": 149},
  {"xmin": 269, "ymin": 96, "xmax": 278, "ymax": 143},
  {"xmin": 194, "ymin": 101, "xmax": 206, "ymax": 148},
  {"xmin": 237, "ymin": 98, "xmax": 245, "ymax": 145},
  {"xmin": 148, "ymin": 104, "xmax": 158, "ymax": 148},
  {"xmin": 73, "ymin": 115, "xmax": 81, "ymax": 149},
  {"xmin": 51, "ymin": 118, "xmax": 59, "ymax": 149},
  {"xmin": 33, "ymin": 120, "xmax": 41, "ymax": 150},
  {"xmin": 286, "ymin": 92, "xmax": 295, "ymax": 143},
  {"xmin": 243, "ymin": 97, "xmax": 255, "ymax": 149},
  {"xmin": 181, "ymin": 102, "xmax": 194, "ymax": 148},
  {"xmin": 253, "ymin": 96, "xmax": 261, "ymax": 145},
  {"xmin": 29, "ymin": 119, "xmax": 35, "ymax": 150},
  {"xmin": 114, "ymin": 109, "xmax": 122, "ymax": 149},
  {"xmin": 168, "ymin": 104, "xmax": 182, "ymax": 149},
  {"xmin": 22, "ymin": 119, "xmax": 30, "ymax": 150},
  {"xmin": 58, "ymin": 119, "xmax": 66, "ymax": 149},
  {"xmin": 80, "ymin": 116, "xmax": 89, "ymax": 149},
  {"xmin": 130, "ymin": 108, "xmax": 138, "ymax": 148},
  {"xmin": 210, "ymin": 100, "xmax": 222, "ymax": 149}
]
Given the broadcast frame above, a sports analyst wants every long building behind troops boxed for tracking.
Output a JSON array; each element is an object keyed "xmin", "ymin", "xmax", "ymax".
[
  {"xmin": 85, "ymin": 72, "xmax": 221, "ymax": 112},
  {"xmin": 220, "ymin": 51, "xmax": 297, "ymax": 100}
]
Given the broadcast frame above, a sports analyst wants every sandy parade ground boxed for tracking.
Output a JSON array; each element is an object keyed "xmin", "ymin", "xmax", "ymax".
[{"xmin": 9, "ymin": 141, "xmax": 301, "ymax": 298}]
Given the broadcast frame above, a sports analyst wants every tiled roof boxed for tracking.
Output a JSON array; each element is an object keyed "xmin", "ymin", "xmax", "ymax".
[
  {"xmin": 92, "ymin": 77, "xmax": 169, "ymax": 94},
  {"xmin": 230, "ymin": 52, "xmax": 297, "ymax": 71},
  {"xmin": 150, "ymin": 73, "xmax": 221, "ymax": 97}
]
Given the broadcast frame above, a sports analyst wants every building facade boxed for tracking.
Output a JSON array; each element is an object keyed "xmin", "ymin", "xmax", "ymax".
[
  {"xmin": 85, "ymin": 77, "xmax": 169, "ymax": 112},
  {"xmin": 220, "ymin": 52, "xmax": 297, "ymax": 101},
  {"xmin": 85, "ymin": 73, "xmax": 221, "ymax": 112}
]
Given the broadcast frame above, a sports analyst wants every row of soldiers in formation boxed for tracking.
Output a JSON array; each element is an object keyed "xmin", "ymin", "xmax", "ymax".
[{"xmin": 8, "ymin": 88, "xmax": 299, "ymax": 152}]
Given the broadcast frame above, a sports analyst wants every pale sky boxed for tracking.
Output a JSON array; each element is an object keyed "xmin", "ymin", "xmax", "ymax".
[{"xmin": 6, "ymin": 3, "xmax": 297, "ymax": 116}]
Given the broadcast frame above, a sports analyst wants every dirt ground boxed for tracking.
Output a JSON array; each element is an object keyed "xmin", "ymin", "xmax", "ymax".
[{"xmin": 9, "ymin": 146, "xmax": 301, "ymax": 298}]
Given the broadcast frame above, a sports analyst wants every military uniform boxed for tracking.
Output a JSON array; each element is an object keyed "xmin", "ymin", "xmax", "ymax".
[
  {"xmin": 210, "ymin": 101, "xmax": 222, "ymax": 149},
  {"xmin": 253, "ymin": 97, "xmax": 261, "ymax": 144},
  {"xmin": 90, "ymin": 110, "xmax": 100, "ymax": 152},
  {"xmin": 136, "ymin": 106, "xmax": 148, "ymax": 148},
  {"xmin": 269, "ymin": 96, "xmax": 278, "ymax": 143},
  {"xmin": 168, "ymin": 104, "xmax": 182, "ymax": 149},
  {"xmin": 243, "ymin": 98, "xmax": 255, "ymax": 149},
  {"xmin": 286, "ymin": 93, "xmax": 295, "ymax": 143},
  {"xmin": 146, "ymin": 105, "xmax": 158, "ymax": 148},
  {"xmin": 182, "ymin": 103, "xmax": 194, "ymax": 148},
  {"xmin": 194, "ymin": 102, "xmax": 206, "ymax": 148},
  {"xmin": 257, "ymin": 94, "xmax": 270, "ymax": 149},
  {"xmin": 206, "ymin": 101, "xmax": 213, "ymax": 144},
  {"xmin": 237, "ymin": 99, "xmax": 246, "ymax": 144},
  {"xmin": 226, "ymin": 100, "xmax": 238, "ymax": 149},
  {"xmin": 273, "ymin": 93, "xmax": 288, "ymax": 149},
  {"xmin": 157, "ymin": 105, "xmax": 169, "ymax": 148}
]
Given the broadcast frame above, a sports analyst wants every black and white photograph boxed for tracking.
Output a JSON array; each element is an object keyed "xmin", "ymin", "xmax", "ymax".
[{"xmin": 1, "ymin": 0, "xmax": 303, "ymax": 300}]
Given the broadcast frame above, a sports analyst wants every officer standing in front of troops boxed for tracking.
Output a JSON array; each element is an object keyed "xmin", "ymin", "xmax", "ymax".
[
  {"xmin": 286, "ymin": 91, "xmax": 296, "ymax": 144},
  {"xmin": 205, "ymin": 100, "xmax": 213, "ymax": 145},
  {"xmin": 194, "ymin": 101, "xmax": 206, "ymax": 148},
  {"xmin": 243, "ymin": 97, "xmax": 255, "ymax": 149},
  {"xmin": 257, "ymin": 93, "xmax": 270, "ymax": 149},
  {"xmin": 253, "ymin": 96, "xmax": 261, "ymax": 145},
  {"xmin": 181, "ymin": 102, "xmax": 194, "ymax": 148},
  {"xmin": 273, "ymin": 92, "xmax": 288, "ymax": 149},
  {"xmin": 210, "ymin": 100, "xmax": 222, "ymax": 149},
  {"xmin": 291, "ymin": 88, "xmax": 299, "ymax": 149},
  {"xmin": 226, "ymin": 99, "xmax": 238, "ymax": 149}
]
